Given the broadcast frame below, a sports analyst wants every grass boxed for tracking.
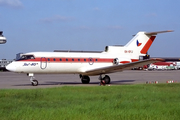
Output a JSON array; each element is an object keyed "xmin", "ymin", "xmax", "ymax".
[{"xmin": 0, "ymin": 84, "xmax": 180, "ymax": 120}]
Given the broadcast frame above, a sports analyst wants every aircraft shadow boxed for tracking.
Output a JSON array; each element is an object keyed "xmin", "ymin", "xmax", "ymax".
[
  {"xmin": 111, "ymin": 80, "xmax": 135, "ymax": 84},
  {"xmin": 13, "ymin": 79, "xmax": 136, "ymax": 86},
  {"xmin": 43, "ymin": 79, "xmax": 136, "ymax": 85}
]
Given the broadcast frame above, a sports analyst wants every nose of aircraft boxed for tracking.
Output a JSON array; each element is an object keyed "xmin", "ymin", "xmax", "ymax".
[{"xmin": 6, "ymin": 63, "xmax": 16, "ymax": 72}]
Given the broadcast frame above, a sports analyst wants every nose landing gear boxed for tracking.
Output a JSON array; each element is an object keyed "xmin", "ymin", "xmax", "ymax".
[
  {"xmin": 28, "ymin": 73, "xmax": 39, "ymax": 86},
  {"xmin": 31, "ymin": 78, "xmax": 38, "ymax": 86}
]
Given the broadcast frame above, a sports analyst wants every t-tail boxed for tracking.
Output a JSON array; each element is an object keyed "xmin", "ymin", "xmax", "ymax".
[{"xmin": 105, "ymin": 30, "xmax": 173, "ymax": 60}]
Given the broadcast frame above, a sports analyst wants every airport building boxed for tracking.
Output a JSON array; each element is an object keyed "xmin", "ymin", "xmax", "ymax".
[
  {"xmin": 0, "ymin": 53, "xmax": 23, "ymax": 71},
  {"xmin": 0, "ymin": 59, "xmax": 14, "ymax": 71}
]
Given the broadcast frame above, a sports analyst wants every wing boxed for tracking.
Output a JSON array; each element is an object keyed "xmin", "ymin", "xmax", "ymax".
[{"xmin": 83, "ymin": 58, "xmax": 164, "ymax": 76}]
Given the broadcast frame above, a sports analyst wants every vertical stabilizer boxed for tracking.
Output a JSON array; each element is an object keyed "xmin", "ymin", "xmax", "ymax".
[{"xmin": 124, "ymin": 30, "xmax": 173, "ymax": 57}]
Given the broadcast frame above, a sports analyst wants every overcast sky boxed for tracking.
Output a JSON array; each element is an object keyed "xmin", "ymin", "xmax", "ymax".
[{"xmin": 0, "ymin": 0, "xmax": 179, "ymax": 59}]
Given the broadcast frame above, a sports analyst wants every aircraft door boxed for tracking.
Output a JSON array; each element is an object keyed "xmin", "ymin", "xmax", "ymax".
[{"xmin": 40, "ymin": 57, "xmax": 47, "ymax": 69}]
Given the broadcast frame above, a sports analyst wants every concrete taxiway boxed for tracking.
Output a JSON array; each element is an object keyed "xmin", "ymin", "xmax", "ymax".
[{"xmin": 0, "ymin": 70, "xmax": 180, "ymax": 89}]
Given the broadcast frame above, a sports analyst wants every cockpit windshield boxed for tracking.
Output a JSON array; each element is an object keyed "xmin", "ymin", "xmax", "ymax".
[{"xmin": 17, "ymin": 55, "xmax": 35, "ymax": 61}]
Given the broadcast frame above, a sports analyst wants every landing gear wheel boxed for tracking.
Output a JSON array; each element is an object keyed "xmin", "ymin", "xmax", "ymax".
[
  {"xmin": 100, "ymin": 80, "xmax": 106, "ymax": 86},
  {"xmin": 31, "ymin": 80, "xmax": 38, "ymax": 86},
  {"xmin": 81, "ymin": 75, "xmax": 90, "ymax": 84},
  {"xmin": 103, "ymin": 75, "xmax": 111, "ymax": 84}
]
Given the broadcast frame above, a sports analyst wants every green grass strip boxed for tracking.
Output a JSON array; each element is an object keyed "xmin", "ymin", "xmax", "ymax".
[{"xmin": 0, "ymin": 84, "xmax": 180, "ymax": 120}]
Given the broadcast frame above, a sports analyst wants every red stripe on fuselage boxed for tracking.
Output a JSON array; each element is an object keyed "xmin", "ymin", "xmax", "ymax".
[
  {"xmin": 131, "ymin": 59, "xmax": 139, "ymax": 62},
  {"xmin": 18, "ymin": 57, "xmax": 114, "ymax": 63},
  {"xmin": 120, "ymin": 61, "xmax": 130, "ymax": 64},
  {"xmin": 18, "ymin": 57, "xmax": 140, "ymax": 64}
]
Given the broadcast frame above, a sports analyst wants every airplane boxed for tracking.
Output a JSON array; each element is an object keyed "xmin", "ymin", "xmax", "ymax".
[
  {"xmin": 6, "ymin": 30, "xmax": 173, "ymax": 86},
  {"xmin": 0, "ymin": 31, "xmax": 7, "ymax": 44}
]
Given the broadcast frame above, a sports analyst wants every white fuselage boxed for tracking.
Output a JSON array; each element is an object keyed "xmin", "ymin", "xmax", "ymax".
[{"xmin": 8, "ymin": 51, "xmax": 137, "ymax": 75}]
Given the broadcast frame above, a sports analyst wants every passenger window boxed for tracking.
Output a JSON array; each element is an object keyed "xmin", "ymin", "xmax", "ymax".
[
  {"xmin": 72, "ymin": 59, "xmax": 74, "ymax": 61},
  {"xmin": 66, "ymin": 59, "xmax": 68, "ymax": 61},
  {"xmin": 60, "ymin": 59, "xmax": 62, "ymax": 61},
  {"xmin": 84, "ymin": 59, "xmax": 86, "ymax": 61},
  {"xmin": 48, "ymin": 58, "xmax": 50, "ymax": 61},
  {"xmin": 78, "ymin": 59, "xmax": 80, "ymax": 61},
  {"xmin": 53, "ymin": 58, "xmax": 56, "ymax": 61}
]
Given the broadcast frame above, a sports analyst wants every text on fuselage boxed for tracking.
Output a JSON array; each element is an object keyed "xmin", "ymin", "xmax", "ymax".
[{"xmin": 23, "ymin": 63, "xmax": 38, "ymax": 66}]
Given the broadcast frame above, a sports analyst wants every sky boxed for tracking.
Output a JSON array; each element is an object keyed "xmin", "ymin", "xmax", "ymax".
[{"xmin": 0, "ymin": 0, "xmax": 179, "ymax": 59}]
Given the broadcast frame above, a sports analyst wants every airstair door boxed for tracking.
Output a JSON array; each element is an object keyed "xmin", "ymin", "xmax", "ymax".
[{"xmin": 40, "ymin": 57, "xmax": 47, "ymax": 69}]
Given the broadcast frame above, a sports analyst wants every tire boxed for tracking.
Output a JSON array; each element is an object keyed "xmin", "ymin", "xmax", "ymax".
[
  {"xmin": 103, "ymin": 75, "xmax": 111, "ymax": 84},
  {"xmin": 31, "ymin": 80, "xmax": 38, "ymax": 86},
  {"xmin": 81, "ymin": 75, "xmax": 90, "ymax": 84}
]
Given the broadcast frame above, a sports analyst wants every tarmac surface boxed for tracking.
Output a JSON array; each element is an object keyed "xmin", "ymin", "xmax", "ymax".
[{"xmin": 0, "ymin": 70, "xmax": 180, "ymax": 89}]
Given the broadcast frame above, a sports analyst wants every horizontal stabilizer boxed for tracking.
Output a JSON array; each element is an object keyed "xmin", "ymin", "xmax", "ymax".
[{"xmin": 145, "ymin": 30, "xmax": 173, "ymax": 35}]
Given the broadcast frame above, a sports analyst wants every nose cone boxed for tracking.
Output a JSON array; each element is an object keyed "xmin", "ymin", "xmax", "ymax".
[{"xmin": 6, "ymin": 63, "xmax": 16, "ymax": 72}]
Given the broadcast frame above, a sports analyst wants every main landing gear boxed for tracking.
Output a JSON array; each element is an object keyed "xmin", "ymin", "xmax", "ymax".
[
  {"xmin": 28, "ymin": 73, "xmax": 39, "ymax": 86},
  {"xmin": 79, "ymin": 74, "xmax": 111, "ymax": 84},
  {"xmin": 99, "ymin": 75, "xmax": 111, "ymax": 84},
  {"xmin": 79, "ymin": 75, "xmax": 90, "ymax": 84}
]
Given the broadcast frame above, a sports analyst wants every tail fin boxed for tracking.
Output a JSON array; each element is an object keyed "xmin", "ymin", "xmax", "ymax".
[{"xmin": 125, "ymin": 30, "xmax": 173, "ymax": 56}]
